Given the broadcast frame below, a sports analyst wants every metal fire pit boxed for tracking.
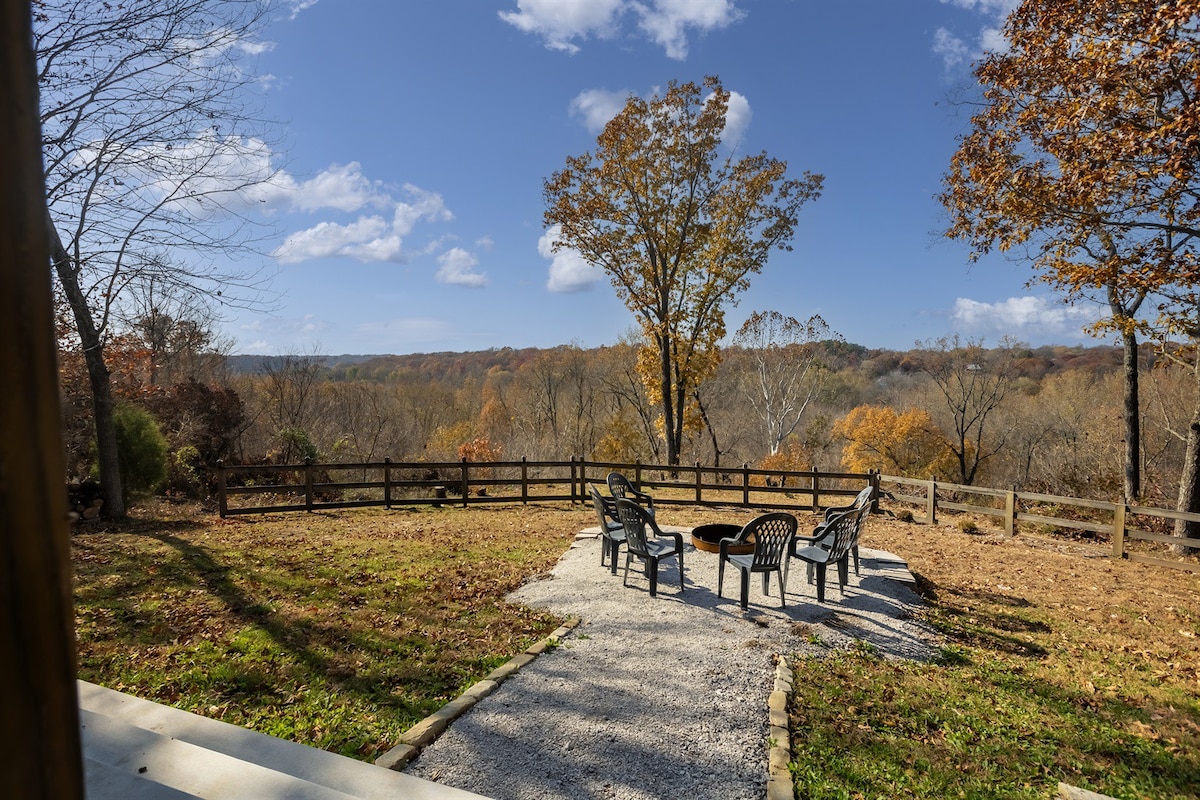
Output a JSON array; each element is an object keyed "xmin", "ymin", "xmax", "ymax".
[{"xmin": 690, "ymin": 523, "xmax": 753, "ymax": 555}]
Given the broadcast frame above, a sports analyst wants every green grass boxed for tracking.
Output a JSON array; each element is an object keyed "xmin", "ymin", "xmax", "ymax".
[
  {"xmin": 72, "ymin": 503, "xmax": 581, "ymax": 759},
  {"xmin": 787, "ymin": 533, "xmax": 1200, "ymax": 799}
]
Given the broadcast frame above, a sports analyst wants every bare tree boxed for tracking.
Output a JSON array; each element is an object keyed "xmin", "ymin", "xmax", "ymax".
[
  {"xmin": 37, "ymin": 0, "xmax": 279, "ymax": 517},
  {"xmin": 733, "ymin": 311, "xmax": 839, "ymax": 457},
  {"xmin": 919, "ymin": 337, "xmax": 1016, "ymax": 486}
]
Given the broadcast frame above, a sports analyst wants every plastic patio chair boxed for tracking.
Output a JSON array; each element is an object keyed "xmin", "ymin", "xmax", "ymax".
[
  {"xmin": 607, "ymin": 471, "xmax": 655, "ymax": 517},
  {"xmin": 819, "ymin": 485, "xmax": 873, "ymax": 575},
  {"xmin": 613, "ymin": 497, "xmax": 684, "ymax": 597},
  {"xmin": 717, "ymin": 512, "xmax": 798, "ymax": 610},
  {"xmin": 790, "ymin": 503, "xmax": 871, "ymax": 603},
  {"xmin": 589, "ymin": 483, "xmax": 626, "ymax": 575}
]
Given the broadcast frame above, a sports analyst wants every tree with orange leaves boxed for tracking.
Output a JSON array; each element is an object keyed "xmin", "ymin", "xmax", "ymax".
[
  {"xmin": 941, "ymin": 1, "xmax": 1200, "ymax": 504},
  {"xmin": 544, "ymin": 76, "xmax": 823, "ymax": 465}
]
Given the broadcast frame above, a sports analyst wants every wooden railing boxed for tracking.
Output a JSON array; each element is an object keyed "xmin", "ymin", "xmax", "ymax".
[
  {"xmin": 215, "ymin": 458, "xmax": 877, "ymax": 518},
  {"xmin": 881, "ymin": 474, "xmax": 1200, "ymax": 573}
]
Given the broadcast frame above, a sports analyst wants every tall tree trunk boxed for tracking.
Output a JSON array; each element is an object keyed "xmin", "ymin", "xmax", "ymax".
[
  {"xmin": 47, "ymin": 219, "xmax": 125, "ymax": 519},
  {"xmin": 1173, "ymin": 378, "xmax": 1200, "ymax": 555},
  {"xmin": 658, "ymin": 333, "xmax": 679, "ymax": 465},
  {"xmin": 1121, "ymin": 328, "xmax": 1141, "ymax": 502}
]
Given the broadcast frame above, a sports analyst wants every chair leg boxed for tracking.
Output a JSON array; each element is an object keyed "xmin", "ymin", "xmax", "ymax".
[
  {"xmin": 761, "ymin": 572, "xmax": 770, "ymax": 597},
  {"xmin": 739, "ymin": 568, "xmax": 749, "ymax": 610},
  {"xmin": 777, "ymin": 569, "xmax": 787, "ymax": 609},
  {"xmin": 852, "ymin": 545, "xmax": 860, "ymax": 576},
  {"xmin": 648, "ymin": 558, "xmax": 658, "ymax": 598},
  {"xmin": 610, "ymin": 541, "xmax": 621, "ymax": 575},
  {"xmin": 600, "ymin": 537, "xmax": 606, "ymax": 567},
  {"xmin": 815, "ymin": 563, "xmax": 827, "ymax": 603},
  {"xmin": 837, "ymin": 556, "xmax": 849, "ymax": 593},
  {"xmin": 717, "ymin": 556, "xmax": 725, "ymax": 598},
  {"xmin": 677, "ymin": 552, "xmax": 684, "ymax": 592},
  {"xmin": 622, "ymin": 551, "xmax": 632, "ymax": 588}
]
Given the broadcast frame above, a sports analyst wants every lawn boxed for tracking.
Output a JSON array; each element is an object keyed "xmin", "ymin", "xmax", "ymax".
[{"xmin": 71, "ymin": 500, "xmax": 1200, "ymax": 797}]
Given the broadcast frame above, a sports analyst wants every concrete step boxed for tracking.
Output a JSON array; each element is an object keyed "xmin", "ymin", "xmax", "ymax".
[{"xmin": 80, "ymin": 681, "xmax": 488, "ymax": 800}]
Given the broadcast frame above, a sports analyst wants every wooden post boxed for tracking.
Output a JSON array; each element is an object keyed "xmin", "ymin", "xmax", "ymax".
[
  {"xmin": 742, "ymin": 463, "xmax": 750, "ymax": 506},
  {"xmin": 634, "ymin": 459, "xmax": 642, "ymax": 488},
  {"xmin": 927, "ymin": 478, "xmax": 937, "ymax": 525},
  {"xmin": 1005, "ymin": 487, "xmax": 1016, "ymax": 537},
  {"xmin": 460, "ymin": 457, "xmax": 470, "ymax": 507},
  {"xmin": 573, "ymin": 457, "xmax": 580, "ymax": 503},
  {"xmin": 0, "ymin": 1, "xmax": 86, "ymax": 793},
  {"xmin": 1112, "ymin": 501, "xmax": 1126, "ymax": 560},
  {"xmin": 810, "ymin": 468, "xmax": 819, "ymax": 513},
  {"xmin": 695, "ymin": 462, "xmax": 703, "ymax": 503},
  {"xmin": 304, "ymin": 458, "xmax": 314, "ymax": 512},
  {"xmin": 869, "ymin": 470, "xmax": 880, "ymax": 513},
  {"xmin": 217, "ymin": 460, "xmax": 228, "ymax": 518},
  {"xmin": 383, "ymin": 457, "xmax": 392, "ymax": 510},
  {"xmin": 521, "ymin": 457, "xmax": 529, "ymax": 504}
]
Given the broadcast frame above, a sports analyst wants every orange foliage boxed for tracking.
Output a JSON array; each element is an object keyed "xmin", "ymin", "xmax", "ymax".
[{"xmin": 831, "ymin": 405, "xmax": 958, "ymax": 480}]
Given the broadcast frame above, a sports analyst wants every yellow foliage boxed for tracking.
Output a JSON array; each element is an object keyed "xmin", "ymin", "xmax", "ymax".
[{"xmin": 832, "ymin": 405, "xmax": 958, "ymax": 480}]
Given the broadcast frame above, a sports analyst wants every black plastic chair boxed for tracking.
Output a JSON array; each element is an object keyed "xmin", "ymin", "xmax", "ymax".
[
  {"xmin": 819, "ymin": 485, "xmax": 873, "ymax": 575},
  {"xmin": 588, "ymin": 483, "xmax": 625, "ymax": 575},
  {"xmin": 790, "ymin": 504, "xmax": 870, "ymax": 603},
  {"xmin": 613, "ymin": 498, "xmax": 683, "ymax": 597},
  {"xmin": 607, "ymin": 471, "xmax": 655, "ymax": 517},
  {"xmin": 717, "ymin": 513, "xmax": 797, "ymax": 610}
]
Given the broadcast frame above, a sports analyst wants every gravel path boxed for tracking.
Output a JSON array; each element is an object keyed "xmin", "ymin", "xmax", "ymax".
[{"xmin": 405, "ymin": 531, "xmax": 934, "ymax": 800}]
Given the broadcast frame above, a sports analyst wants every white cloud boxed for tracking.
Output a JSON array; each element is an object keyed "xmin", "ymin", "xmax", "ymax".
[
  {"xmin": 289, "ymin": 0, "xmax": 319, "ymax": 20},
  {"xmin": 292, "ymin": 162, "xmax": 391, "ymax": 213},
  {"xmin": 935, "ymin": 0, "xmax": 1019, "ymax": 69},
  {"xmin": 436, "ymin": 247, "xmax": 488, "ymax": 287},
  {"xmin": 500, "ymin": 0, "xmax": 745, "ymax": 59},
  {"xmin": 273, "ymin": 216, "xmax": 392, "ymax": 263},
  {"xmin": 714, "ymin": 90, "xmax": 751, "ymax": 148},
  {"xmin": 952, "ymin": 296, "xmax": 1103, "ymax": 337},
  {"xmin": 499, "ymin": 0, "xmax": 625, "ymax": 54},
  {"xmin": 933, "ymin": 27, "xmax": 970, "ymax": 69},
  {"xmin": 393, "ymin": 184, "xmax": 453, "ymax": 235},
  {"xmin": 633, "ymin": 0, "xmax": 745, "ymax": 60},
  {"xmin": 540, "ymin": 225, "xmax": 602, "ymax": 292},
  {"xmin": 570, "ymin": 88, "xmax": 632, "ymax": 133}
]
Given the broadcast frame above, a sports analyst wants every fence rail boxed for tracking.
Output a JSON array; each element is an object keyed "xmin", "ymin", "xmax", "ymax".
[
  {"xmin": 879, "ymin": 474, "xmax": 1200, "ymax": 573},
  {"xmin": 215, "ymin": 458, "xmax": 875, "ymax": 518},
  {"xmin": 212, "ymin": 459, "xmax": 1198, "ymax": 572}
]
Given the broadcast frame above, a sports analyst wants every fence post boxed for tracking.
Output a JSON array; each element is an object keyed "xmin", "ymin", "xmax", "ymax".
[
  {"xmin": 695, "ymin": 462, "xmax": 703, "ymax": 503},
  {"xmin": 810, "ymin": 468, "xmax": 819, "ymax": 513},
  {"xmin": 460, "ymin": 458, "xmax": 470, "ymax": 507},
  {"xmin": 521, "ymin": 457, "xmax": 529, "ymax": 504},
  {"xmin": 742, "ymin": 463, "xmax": 750, "ymax": 506},
  {"xmin": 217, "ymin": 460, "xmax": 227, "ymax": 518},
  {"xmin": 384, "ymin": 457, "xmax": 392, "ymax": 510},
  {"xmin": 927, "ymin": 478, "xmax": 937, "ymax": 525},
  {"xmin": 574, "ymin": 457, "xmax": 581, "ymax": 503},
  {"xmin": 304, "ymin": 458, "xmax": 314, "ymax": 512},
  {"xmin": 869, "ymin": 470, "xmax": 880, "ymax": 513},
  {"xmin": 634, "ymin": 459, "xmax": 642, "ymax": 489},
  {"xmin": 1005, "ymin": 487, "xmax": 1016, "ymax": 537},
  {"xmin": 1113, "ymin": 501, "xmax": 1126, "ymax": 560}
]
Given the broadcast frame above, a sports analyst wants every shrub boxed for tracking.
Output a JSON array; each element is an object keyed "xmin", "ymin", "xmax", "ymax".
[
  {"xmin": 958, "ymin": 518, "xmax": 979, "ymax": 534},
  {"xmin": 92, "ymin": 404, "xmax": 169, "ymax": 503}
]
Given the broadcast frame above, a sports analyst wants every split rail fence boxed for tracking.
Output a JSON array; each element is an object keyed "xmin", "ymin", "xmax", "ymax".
[{"xmin": 212, "ymin": 459, "xmax": 1199, "ymax": 573}]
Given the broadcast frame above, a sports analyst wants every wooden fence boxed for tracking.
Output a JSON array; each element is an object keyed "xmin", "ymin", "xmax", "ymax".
[
  {"xmin": 881, "ymin": 474, "xmax": 1200, "ymax": 573},
  {"xmin": 215, "ymin": 458, "xmax": 875, "ymax": 518},
  {"xmin": 213, "ymin": 458, "xmax": 1198, "ymax": 572}
]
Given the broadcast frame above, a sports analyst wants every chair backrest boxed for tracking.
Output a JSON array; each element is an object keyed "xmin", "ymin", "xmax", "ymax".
[
  {"xmin": 607, "ymin": 472, "xmax": 650, "ymax": 504},
  {"xmin": 614, "ymin": 497, "xmax": 653, "ymax": 557},
  {"xmin": 589, "ymin": 483, "xmax": 616, "ymax": 531},
  {"xmin": 851, "ymin": 485, "xmax": 873, "ymax": 510},
  {"xmin": 819, "ymin": 505, "xmax": 868, "ymax": 563},
  {"xmin": 740, "ymin": 512, "xmax": 797, "ymax": 569},
  {"xmin": 846, "ymin": 499, "xmax": 872, "ymax": 551}
]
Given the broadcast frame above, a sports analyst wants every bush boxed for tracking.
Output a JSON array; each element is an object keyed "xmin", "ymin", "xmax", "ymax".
[{"xmin": 91, "ymin": 404, "xmax": 169, "ymax": 503}]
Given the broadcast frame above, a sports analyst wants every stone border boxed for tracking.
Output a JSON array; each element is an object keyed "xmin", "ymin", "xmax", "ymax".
[
  {"xmin": 374, "ymin": 617, "xmax": 582, "ymax": 771},
  {"xmin": 766, "ymin": 655, "xmax": 795, "ymax": 800}
]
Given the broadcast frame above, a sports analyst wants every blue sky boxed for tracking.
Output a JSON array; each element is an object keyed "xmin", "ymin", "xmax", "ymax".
[{"xmin": 220, "ymin": 0, "xmax": 1105, "ymax": 356}]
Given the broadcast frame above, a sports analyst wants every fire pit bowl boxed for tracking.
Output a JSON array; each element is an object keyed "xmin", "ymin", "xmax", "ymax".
[{"xmin": 691, "ymin": 523, "xmax": 754, "ymax": 555}]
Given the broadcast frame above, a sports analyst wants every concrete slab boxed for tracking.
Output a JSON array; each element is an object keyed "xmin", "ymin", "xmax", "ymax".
[{"xmin": 80, "ymin": 681, "xmax": 489, "ymax": 800}]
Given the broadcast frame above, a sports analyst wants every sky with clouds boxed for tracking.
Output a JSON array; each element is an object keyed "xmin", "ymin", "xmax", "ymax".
[{"xmin": 210, "ymin": 0, "xmax": 1108, "ymax": 355}]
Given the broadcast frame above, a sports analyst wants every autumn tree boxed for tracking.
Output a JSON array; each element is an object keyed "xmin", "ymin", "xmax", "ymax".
[
  {"xmin": 733, "ymin": 310, "xmax": 839, "ymax": 457},
  {"xmin": 544, "ymin": 76, "xmax": 823, "ymax": 465},
  {"xmin": 941, "ymin": 1, "xmax": 1200, "ymax": 501},
  {"xmin": 37, "ymin": 0, "xmax": 277, "ymax": 517},
  {"xmin": 831, "ymin": 405, "xmax": 957, "ymax": 480}
]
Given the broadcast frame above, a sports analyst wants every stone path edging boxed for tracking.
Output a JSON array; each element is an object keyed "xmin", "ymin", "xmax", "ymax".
[
  {"xmin": 767, "ymin": 656, "xmax": 795, "ymax": 800},
  {"xmin": 374, "ymin": 617, "xmax": 582, "ymax": 771}
]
